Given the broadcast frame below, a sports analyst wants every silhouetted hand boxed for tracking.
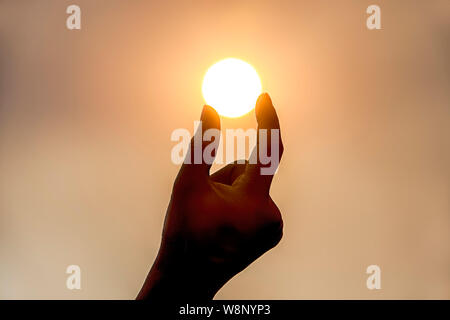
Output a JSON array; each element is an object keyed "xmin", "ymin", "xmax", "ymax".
[{"xmin": 138, "ymin": 93, "xmax": 284, "ymax": 300}]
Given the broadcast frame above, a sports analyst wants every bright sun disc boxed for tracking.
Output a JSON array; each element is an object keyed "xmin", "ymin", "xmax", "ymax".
[{"xmin": 202, "ymin": 58, "xmax": 262, "ymax": 118}]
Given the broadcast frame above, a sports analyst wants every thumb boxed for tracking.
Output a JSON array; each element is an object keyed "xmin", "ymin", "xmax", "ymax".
[{"xmin": 246, "ymin": 93, "xmax": 283, "ymax": 194}]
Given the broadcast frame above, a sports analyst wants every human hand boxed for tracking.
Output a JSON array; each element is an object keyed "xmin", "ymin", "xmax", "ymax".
[{"xmin": 138, "ymin": 93, "xmax": 284, "ymax": 300}]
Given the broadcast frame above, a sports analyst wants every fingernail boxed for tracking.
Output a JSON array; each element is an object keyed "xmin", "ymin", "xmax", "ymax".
[
  {"xmin": 263, "ymin": 92, "xmax": 272, "ymax": 105},
  {"xmin": 256, "ymin": 93, "xmax": 273, "ymax": 120},
  {"xmin": 200, "ymin": 105, "xmax": 208, "ymax": 121},
  {"xmin": 256, "ymin": 93, "xmax": 273, "ymax": 113},
  {"xmin": 200, "ymin": 105, "xmax": 220, "ymax": 130}
]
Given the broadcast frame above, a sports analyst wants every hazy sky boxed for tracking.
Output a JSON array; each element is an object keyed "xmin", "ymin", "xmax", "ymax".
[{"xmin": 0, "ymin": 0, "xmax": 449, "ymax": 299}]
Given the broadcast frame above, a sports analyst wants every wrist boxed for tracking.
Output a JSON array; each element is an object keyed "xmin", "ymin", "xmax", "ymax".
[{"xmin": 137, "ymin": 240, "xmax": 225, "ymax": 300}]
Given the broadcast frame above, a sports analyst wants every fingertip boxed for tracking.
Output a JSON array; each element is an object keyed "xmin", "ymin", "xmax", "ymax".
[
  {"xmin": 255, "ymin": 93, "xmax": 271, "ymax": 115},
  {"xmin": 201, "ymin": 104, "xmax": 221, "ymax": 131},
  {"xmin": 255, "ymin": 92, "xmax": 279, "ymax": 129},
  {"xmin": 202, "ymin": 104, "xmax": 218, "ymax": 115},
  {"xmin": 257, "ymin": 92, "xmax": 272, "ymax": 105}
]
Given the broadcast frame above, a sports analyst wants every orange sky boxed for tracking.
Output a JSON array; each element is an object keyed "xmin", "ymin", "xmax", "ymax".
[{"xmin": 0, "ymin": 0, "xmax": 449, "ymax": 299}]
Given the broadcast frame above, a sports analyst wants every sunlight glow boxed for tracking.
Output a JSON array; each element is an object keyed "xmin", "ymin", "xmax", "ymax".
[{"xmin": 202, "ymin": 58, "xmax": 262, "ymax": 118}]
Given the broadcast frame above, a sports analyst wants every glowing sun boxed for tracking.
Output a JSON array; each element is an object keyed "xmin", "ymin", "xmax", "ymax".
[{"xmin": 202, "ymin": 58, "xmax": 262, "ymax": 118}]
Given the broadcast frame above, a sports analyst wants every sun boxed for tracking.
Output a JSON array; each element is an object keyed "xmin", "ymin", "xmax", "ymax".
[{"xmin": 202, "ymin": 58, "xmax": 262, "ymax": 118}]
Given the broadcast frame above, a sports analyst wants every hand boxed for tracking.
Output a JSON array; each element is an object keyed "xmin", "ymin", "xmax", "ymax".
[{"xmin": 138, "ymin": 93, "xmax": 284, "ymax": 300}]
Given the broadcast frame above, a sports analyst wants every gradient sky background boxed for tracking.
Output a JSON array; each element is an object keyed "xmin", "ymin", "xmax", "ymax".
[{"xmin": 0, "ymin": 0, "xmax": 449, "ymax": 299}]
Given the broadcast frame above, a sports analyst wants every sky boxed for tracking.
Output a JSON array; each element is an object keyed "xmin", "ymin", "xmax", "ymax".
[{"xmin": 0, "ymin": 0, "xmax": 449, "ymax": 299}]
